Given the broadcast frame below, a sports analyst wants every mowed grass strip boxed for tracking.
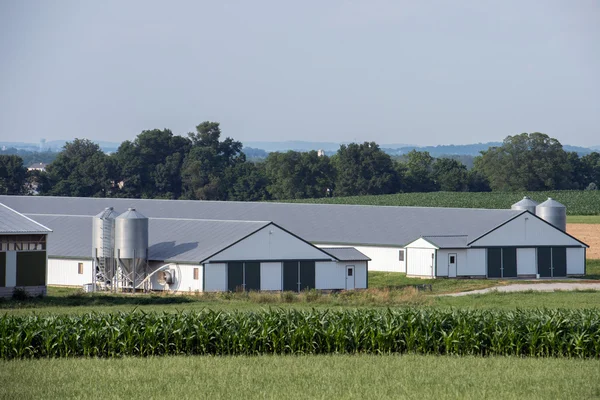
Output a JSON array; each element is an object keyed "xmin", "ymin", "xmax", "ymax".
[
  {"xmin": 1, "ymin": 355, "xmax": 599, "ymax": 400},
  {"xmin": 0, "ymin": 261, "xmax": 599, "ymax": 315},
  {"xmin": 568, "ymin": 215, "xmax": 600, "ymax": 224}
]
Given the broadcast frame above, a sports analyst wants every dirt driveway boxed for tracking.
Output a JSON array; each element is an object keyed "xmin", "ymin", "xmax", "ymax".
[
  {"xmin": 444, "ymin": 282, "xmax": 600, "ymax": 297},
  {"xmin": 567, "ymin": 224, "xmax": 600, "ymax": 259}
]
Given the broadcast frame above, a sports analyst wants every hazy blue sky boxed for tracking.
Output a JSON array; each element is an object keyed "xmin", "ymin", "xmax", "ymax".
[{"xmin": 1, "ymin": 0, "xmax": 598, "ymax": 146}]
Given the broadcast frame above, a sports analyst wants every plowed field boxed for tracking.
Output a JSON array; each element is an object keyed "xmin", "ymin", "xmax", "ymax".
[{"xmin": 567, "ymin": 224, "xmax": 600, "ymax": 259}]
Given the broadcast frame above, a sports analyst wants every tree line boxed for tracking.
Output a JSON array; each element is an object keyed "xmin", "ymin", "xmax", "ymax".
[{"xmin": 1, "ymin": 123, "xmax": 599, "ymax": 199}]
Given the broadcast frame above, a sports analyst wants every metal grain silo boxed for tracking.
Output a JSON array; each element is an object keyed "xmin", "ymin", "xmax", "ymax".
[
  {"xmin": 511, "ymin": 196, "xmax": 539, "ymax": 214},
  {"xmin": 92, "ymin": 207, "xmax": 119, "ymax": 288},
  {"xmin": 535, "ymin": 198, "xmax": 566, "ymax": 231},
  {"xmin": 115, "ymin": 208, "xmax": 149, "ymax": 289}
]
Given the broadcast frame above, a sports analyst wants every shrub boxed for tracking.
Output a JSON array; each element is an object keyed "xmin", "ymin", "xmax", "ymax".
[{"xmin": 12, "ymin": 288, "xmax": 30, "ymax": 301}]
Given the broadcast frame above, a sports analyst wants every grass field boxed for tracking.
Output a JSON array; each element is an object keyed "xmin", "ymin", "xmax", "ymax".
[
  {"xmin": 1, "ymin": 355, "xmax": 599, "ymax": 399},
  {"xmin": 2, "ymin": 282, "xmax": 600, "ymax": 315},
  {"xmin": 568, "ymin": 215, "xmax": 600, "ymax": 224}
]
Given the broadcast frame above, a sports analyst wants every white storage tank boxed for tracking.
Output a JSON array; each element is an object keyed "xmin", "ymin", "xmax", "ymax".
[
  {"xmin": 535, "ymin": 198, "xmax": 566, "ymax": 231},
  {"xmin": 511, "ymin": 196, "xmax": 538, "ymax": 215}
]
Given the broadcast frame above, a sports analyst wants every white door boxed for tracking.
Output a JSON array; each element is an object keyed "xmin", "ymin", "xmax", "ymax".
[
  {"xmin": 448, "ymin": 254, "xmax": 457, "ymax": 278},
  {"xmin": 346, "ymin": 266, "xmax": 355, "ymax": 290}
]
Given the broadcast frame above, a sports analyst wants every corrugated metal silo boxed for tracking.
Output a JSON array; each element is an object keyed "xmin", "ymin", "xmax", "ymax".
[
  {"xmin": 511, "ymin": 196, "xmax": 539, "ymax": 214},
  {"xmin": 535, "ymin": 198, "xmax": 566, "ymax": 231},
  {"xmin": 92, "ymin": 207, "xmax": 118, "ymax": 258},
  {"xmin": 115, "ymin": 208, "xmax": 149, "ymax": 288}
]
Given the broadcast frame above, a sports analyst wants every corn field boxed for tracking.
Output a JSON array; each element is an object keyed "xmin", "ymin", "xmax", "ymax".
[
  {"xmin": 292, "ymin": 190, "xmax": 600, "ymax": 215},
  {"xmin": 1, "ymin": 309, "xmax": 600, "ymax": 359}
]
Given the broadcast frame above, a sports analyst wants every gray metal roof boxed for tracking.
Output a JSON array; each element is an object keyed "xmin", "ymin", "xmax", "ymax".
[
  {"xmin": 28, "ymin": 214, "xmax": 271, "ymax": 263},
  {"xmin": 421, "ymin": 235, "xmax": 469, "ymax": 249},
  {"xmin": 2, "ymin": 195, "xmax": 525, "ymax": 247},
  {"xmin": 0, "ymin": 203, "xmax": 52, "ymax": 234},
  {"xmin": 320, "ymin": 247, "xmax": 371, "ymax": 261}
]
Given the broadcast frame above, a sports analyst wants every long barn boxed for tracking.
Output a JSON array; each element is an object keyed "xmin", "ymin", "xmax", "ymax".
[{"xmin": 0, "ymin": 195, "xmax": 588, "ymax": 285}]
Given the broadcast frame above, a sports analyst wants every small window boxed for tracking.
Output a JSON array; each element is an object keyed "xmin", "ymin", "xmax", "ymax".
[
  {"xmin": 399, "ymin": 250, "xmax": 405, "ymax": 262},
  {"xmin": 78, "ymin": 263, "xmax": 84, "ymax": 275},
  {"xmin": 450, "ymin": 256, "xmax": 455, "ymax": 264},
  {"xmin": 347, "ymin": 268, "xmax": 353, "ymax": 277},
  {"xmin": 193, "ymin": 268, "xmax": 199, "ymax": 280}
]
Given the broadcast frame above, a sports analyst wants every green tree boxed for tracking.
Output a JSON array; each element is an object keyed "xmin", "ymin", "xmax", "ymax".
[
  {"xmin": 43, "ymin": 139, "xmax": 116, "ymax": 197},
  {"xmin": 223, "ymin": 162, "xmax": 270, "ymax": 201},
  {"xmin": 0, "ymin": 155, "xmax": 27, "ymax": 195},
  {"xmin": 333, "ymin": 142, "xmax": 399, "ymax": 196},
  {"xmin": 114, "ymin": 129, "xmax": 190, "ymax": 198},
  {"xmin": 181, "ymin": 122, "xmax": 245, "ymax": 200},
  {"xmin": 404, "ymin": 150, "xmax": 438, "ymax": 192},
  {"xmin": 264, "ymin": 151, "xmax": 334, "ymax": 199},
  {"xmin": 432, "ymin": 158, "xmax": 468, "ymax": 191},
  {"xmin": 474, "ymin": 132, "xmax": 571, "ymax": 191}
]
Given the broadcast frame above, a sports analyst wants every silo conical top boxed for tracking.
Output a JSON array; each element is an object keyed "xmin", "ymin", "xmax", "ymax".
[
  {"xmin": 95, "ymin": 206, "xmax": 119, "ymax": 219},
  {"xmin": 117, "ymin": 208, "xmax": 147, "ymax": 220},
  {"xmin": 535, "ymin": 197, "xmax": 566, "ymax": 231},
  {"xmin": 511, "ymin": 196, "xmax": 538, "ymax": 214},
  {"xmin": 537, "ymin": 197, "xmax": 566, "ymax": 209}
]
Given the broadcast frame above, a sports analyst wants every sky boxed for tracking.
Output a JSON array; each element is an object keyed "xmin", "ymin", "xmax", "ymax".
[{"xmin": 0, "ymin": 0, "xmax": 598, "ymax": 147}]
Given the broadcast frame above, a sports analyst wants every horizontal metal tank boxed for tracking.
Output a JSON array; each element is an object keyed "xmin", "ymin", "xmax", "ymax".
[
  {"xmin": 92, "ymin": 207, "xmax": 118, "ymax": 258},
  {"xmin": 535, "ymin": 198, "xmax": 566, "ymax": 231},
  {"xmin": 115, "ymin": 208, "xmax": 149, "ymax": 277},
  {"xmin": 511, "ymin": 196, "xmax": 539, "ymax": 215}
]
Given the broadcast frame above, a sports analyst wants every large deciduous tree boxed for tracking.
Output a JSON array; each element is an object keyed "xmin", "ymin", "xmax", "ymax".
[
  {"xmin": 474, "ymin": 132, "xmax": 571, "ymax": 191},
  {"xmin": 0, "ymin": 155, "xmax": 27, "ymax": 195},
  {"xmin": 333, "ymin": 142, "xmax": 399, "ymax": 196},
  {"xmin": 432, "ymin": 158, "xmax": 468, "ymax": 192},
  {"xmin": 404, "ymin": 150, "xmax": 438, "ymax": 192},
  {"xmin": 181, "ymin": 122, "xmax": 245, "ymax": 200},
  {"xmin": 43, "ymin": 139, "xmax": 116, "ymax": 197},
  {"xmin": 114, "ymin": 129, "xmax": 190, "ymax": 199},
  {"xmin": 264, "ymin": 151, "xmax": 334, "ymax": 199}
]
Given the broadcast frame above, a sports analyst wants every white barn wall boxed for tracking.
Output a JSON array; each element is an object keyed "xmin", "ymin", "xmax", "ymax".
[
  {"xmin": 204, "ymin": 263, "xmax": 227, "ymax": 292},
  {"xmin": 210, "ymin": 225, "xmax": 331, "ymax": 262},
  {"xmin": 178, "ymin": 264, "xmax": 202, "ymax": 293},
  {"xmin": 406, "ymin": 248, "xmax": 435, "ymax": 277},
  {"xmin": 517, "ymin": 248, "xmax": 536, "ymax": 276},
  {"xmin": 315, "ymin": 261, "xmax": 345, "ymax": 290},
  {"xmin": 567, "ymin": 248, "xmax": 585, "ymax": 275},
  {"xmin": 47, "ymin": 258, "xmax": 92, "ymax": 286},
  {"xmin": 353, "ymin": 262, "xmax": 367, "ymax": 289},
  {"xmin": 470, "ymin": 214, "xmax": 583, "ymax": 247},
  {"xmin": 465, "ymin": 249, "xmax": 486, "ymax": 276},
  {"xmin": 436, "ymin": 250, "xmax": 467, "ymax": 277},
  {"xmin": 316, "ymin": 244, "xmax": 404, "ymax": 272},
  {"xmin": 261, "ymin": 262, "xmax": 282, "ymax": 290}
]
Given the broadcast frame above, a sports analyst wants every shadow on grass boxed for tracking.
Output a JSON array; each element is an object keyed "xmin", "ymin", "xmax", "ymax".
[{"xmin": 0, "ymin": 293, "xmax": 195, "ymax": 309}]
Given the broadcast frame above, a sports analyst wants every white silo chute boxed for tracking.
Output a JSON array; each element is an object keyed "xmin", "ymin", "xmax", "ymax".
[
  {"xmin": 114, "ymin": 208, "xmax": 149, "ymax": 291},
  {"xmin": 535, "ymin": 198, "xmax": 567, "ymax": 232},
  {"xmin": 92, "ymin": 207, "xmax": 119, "ymax": 291},
  {"xmin": 511, "ymin": 196, "xmax": 539, "ymax": 215}
]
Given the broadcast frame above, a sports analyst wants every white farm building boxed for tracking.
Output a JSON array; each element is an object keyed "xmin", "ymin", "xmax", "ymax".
[{"xmin": 0, "ymin": 195, "xmax": 588, "ymax": 291}]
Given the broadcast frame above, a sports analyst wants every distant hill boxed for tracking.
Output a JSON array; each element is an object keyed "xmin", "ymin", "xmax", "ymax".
[
  {"xmin": 243, "ymin": 141, "xmax": 415, "ymax": 152},
  {"xmin": 0, "ymin": 140, "xmax": 121, "ymax": 153},
  {"xmin": 243, "ymin": 141, "xmax": 596, "ymax": 157}
]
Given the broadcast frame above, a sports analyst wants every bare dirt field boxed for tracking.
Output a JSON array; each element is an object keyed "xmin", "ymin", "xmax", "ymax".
[{"xmin": 567, "ymin": 224, "xmax": 600, "ymax": 259}]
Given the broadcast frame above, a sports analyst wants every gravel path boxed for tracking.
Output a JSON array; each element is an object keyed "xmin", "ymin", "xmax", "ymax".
[{"xmin": 444, "ymin": 282, "xmax": 600, "ymax": 297}]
